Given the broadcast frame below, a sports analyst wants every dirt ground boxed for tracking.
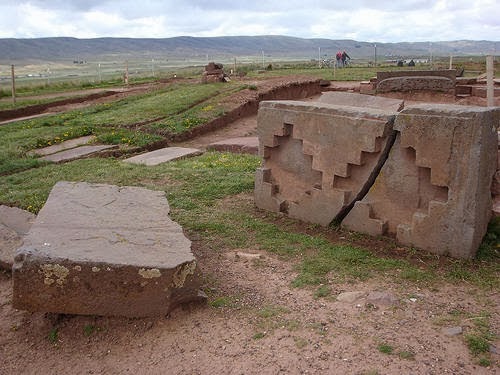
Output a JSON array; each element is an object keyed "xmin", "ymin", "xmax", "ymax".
[{"xmin": 0, "ymin": 78, "xmax": 498, "ymax": 374}]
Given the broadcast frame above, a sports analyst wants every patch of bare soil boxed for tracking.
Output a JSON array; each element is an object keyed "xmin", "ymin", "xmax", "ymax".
[
  {"xmin": 1, "ymin": 78, "xmax": 498, "ymax": 374},
  {"xmin": 1, "ymin": 235, "xmax": 498, "ymax": 374},
  {"xmin": 1, "ymin": 195, "xmax": 498, "ymax": 374}
]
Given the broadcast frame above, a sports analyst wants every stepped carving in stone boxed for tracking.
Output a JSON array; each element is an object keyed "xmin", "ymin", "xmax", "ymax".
[{"xmin": 255, "ymin": 93, "xmax": 499, "ymax": 258}]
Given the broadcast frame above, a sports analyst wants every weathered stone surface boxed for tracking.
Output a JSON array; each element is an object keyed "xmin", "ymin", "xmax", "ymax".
[
  {"xmin": 123, "ymin": 147, "xmax": 202, "ymax": 166},
  {"xmin": 377, "ymin": 69, "xmax": 457, "ymax": 82},
  {"xmin": 207, "ymin": 137, "xmax": 259, "ymax": 155},
  {"xmin": 471, "ymin": 86, "xmax": 500, "ymax": 98},
  {"xmin": 255, "ymin": 100, "xmax": 395, "ymax": 226},
  {"xmin": 343, "ymin": 104, "xmax": 499, "ymax": 258},
  {"xmin": 41, "ymin": 144, "xmax": 117, "ymax": 163},
  {"xmin": 0, "ymin": 225, "xmax": 23, "ymax": 270},
  {"xmin": 442, "ymin": 326, "xmax": 463, "ymax": 336},
  {"xmin": 493, "ymin": 196, "xmax": 500, "ymax": 217},
  {"xmin": 256, "ymin": 96, "xmax": 499, "ymax": 258},
  {"xmin": 336, "ymin": 291, "xmax": 365, "ymax": 303},
  {"xmin": 0, "ymin": 206, "xmax": 35, "ymax": 270},
  {"xmin": 377, "ymin": 76, "xmax": 455, "ymax": 93},
  {"xmin": 366, "ymin": 291, "xmax": 399, "ymax": 306},
  {"xmin": 28, "ymin": 136, "xmax": 96, "ymax": 156},
  {"xmin": 318, "ymin": 92, "xmax": 404, "ymax": 112},
  {"xmin": 13, "ymin": 181, "xmax": 204, "ymax": 317},
  {"xmin": 376, "ymin": 70, "xmax": 456, "ymax": 94},
  {"xmin": 0, "ymin": 205, "xmax": 35, "ymax": 235}
]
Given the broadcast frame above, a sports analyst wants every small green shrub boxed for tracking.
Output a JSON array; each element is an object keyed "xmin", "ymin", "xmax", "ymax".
[
  {"xmin": 252, "ymin": 332, "xmax": 265, "ymax": 340},
  {"xmin": 465, "ymin": 334, "xmax": 490, "ymax": 356},
  {"xmin": 313, "ymin": 285, "xmax": 331, "ymax": 299},
  {"xmin": 48, "ymin": 328, "xmax": 59, "ymax": 344},
  {"xmin": 377, "ymin": 343, "xmax": 393, "ymax": 354},
  {"xmin": 209, "ymin": 296, "xmax": 232, "ymax": 308}
]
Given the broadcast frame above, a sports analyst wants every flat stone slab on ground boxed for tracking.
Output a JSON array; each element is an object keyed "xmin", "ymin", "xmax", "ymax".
[
  {"xmin": 41, "ymin": 144, "xmax": 117, "ymax": 163},
  {"xmin": 13, "ymin": 181, "xmax": 204, "ymax": 317},
  {"xmin": 207, "ymin": 137, "xmax": 259, "ymax": 155},
  {"xmin": 29, "ymin": 135, "xmax": 96, "ymax": 156},
  {"xmin": 0, "ymin": 224, "xmax": 23, "ymax": 270},
  {"xmin": 0, "ymin": 205, "xmax": 35, "ymax": 235},
  {"xmin": 0, "ymin": 206, "xmax": 35, "ymax": 270},
  {"xmin": 123, "ymin": 147, "xmax": 203, "ymax": 166},
  {"xmin": 318, "ymin": 92, "xmax": 404, "ymax": 112}
]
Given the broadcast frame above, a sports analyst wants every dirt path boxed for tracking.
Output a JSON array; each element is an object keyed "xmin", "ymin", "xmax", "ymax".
[
  {"xmin": 172, "ymin": 115, "xmax": 258, "ymax": 149},
  {"xmin": 171, "ymin": 93, "xmax": 323, "ymax": 150}
]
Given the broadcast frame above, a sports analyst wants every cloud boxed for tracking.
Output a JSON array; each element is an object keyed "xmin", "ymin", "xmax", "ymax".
[{"xmin": 0, "ymin": 0, "xmax": 498, "ymax": 41}]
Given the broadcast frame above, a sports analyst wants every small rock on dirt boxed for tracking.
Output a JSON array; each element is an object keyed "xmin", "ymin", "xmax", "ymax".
[
  {"xmin": 366, "ymin": 291, "xmax": 399, "ymax": 306},
  {"xmin": 442, "ymin": 326, "xmax": 463, "ymax": 336},
  {"xmin": 235, "ymin": 251, "xmax": 263, "ymax": 260},
  {"xmin": 336, "ymin": 291, "xmax": 365, "ymax": 303}
]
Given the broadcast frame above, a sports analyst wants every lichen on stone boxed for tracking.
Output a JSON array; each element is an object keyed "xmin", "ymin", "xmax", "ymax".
[
  {"xmin": 39, "ymin": 264, "xmax": 69, "ymax": 286},
  {"xmin": 172, "ymin": 261, "xmax": 196, "ymax": 288},
  {"xmin": 138, "ymin": 268, "xmax": 161, "ymax": 279}
]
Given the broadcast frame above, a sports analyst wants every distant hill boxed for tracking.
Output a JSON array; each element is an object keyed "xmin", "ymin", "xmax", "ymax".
[{"xmin": 0, "ymin": 36, "xmax": 497, "ymax": 63}]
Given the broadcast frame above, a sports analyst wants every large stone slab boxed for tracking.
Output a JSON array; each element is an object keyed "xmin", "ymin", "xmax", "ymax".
[
  {"xmin": 29, "ymin": 136, "xmax": 96, "ymax": 156},
  {"xmin": 376, "ymin": 70, "xmax": 456, "ymax": 94},
  {"xmin": 318, "ymin": 92, "xmax": 404, "ymax": 112},
  {"xmin": 41, "ymin": 144, "xmax": 117, "ymax": 163},
  {"xmin": 255, "ymin": 98, "xmax": 499, "ymax": 258},
  {"xmin": 207, "ymin": 137, "xmax": 259, "ymax": 155},
  {"xmin": 343, "ymin": 104, "xmax": 499, "ymax": 258},
  {"xmin": 0, "ymin": 205, "xmax": 35, "ymax": 235},
  {"xmin": 255, "ymin": 100, "xmax": 396, "ymax": 226},
  {"xmin": 0, "ymin": 206, "xmax": 35, "ymax": 270},
  {"xmin": 12, "ymin": 181, "xmax": 204, "ymax": 317},
  {"xmin": 123, "ymin": 147, "xmax": 203, "ymax": 166},
  {"xmin": 1, "ymin": 225, "xmax": 23, "ymax": 270}
]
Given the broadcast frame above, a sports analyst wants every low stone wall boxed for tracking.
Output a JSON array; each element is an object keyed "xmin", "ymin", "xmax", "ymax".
[
  {"xmin": 255, "ymin": 93, "xmax": 499, "ymax": 258},
  {"xmin": 376, "ymin": 70, "xmax": 456, "ymax": 94}
]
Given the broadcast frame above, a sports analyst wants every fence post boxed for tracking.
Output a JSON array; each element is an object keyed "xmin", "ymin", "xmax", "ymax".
[
  {"xmin": 125, "ymin": 61, "xmax": 129, "ymax": 85},
  {"xmin": 486, "ymin": 55, "xmax": 494, "ymax": 107},
  {"xmin": 11, "ymin": 64, "xmax": 16, "ymax": 105}
]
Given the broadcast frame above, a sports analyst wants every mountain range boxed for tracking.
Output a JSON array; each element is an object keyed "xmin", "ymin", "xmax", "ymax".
[{"xmin": 0, "ymin": 36, "xmax": 497, "ymax": 63}]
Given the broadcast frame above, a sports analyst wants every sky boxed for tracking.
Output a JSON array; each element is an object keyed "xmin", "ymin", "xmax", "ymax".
[{"xmin": 0, "ymin": 0, "xmax": 498, "ymax": 43}]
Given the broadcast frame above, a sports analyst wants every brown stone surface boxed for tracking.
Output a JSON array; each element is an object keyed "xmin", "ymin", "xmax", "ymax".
[
  {"xmin": 376, "ymin": 70, "xmax": 456, "ymax": 94},
  {"xmin": 12, "ymin": 181, "xmax": 204, "ymax": 317},
  {"xmin": 318, "ymin": 92, "xmax": 404, "ymax": 112},
  {"xmin": 0, "ymin": 206, "xmax": 35, "ymax": 270},
  {"xmin": 207, "ymin": 137, "xmax": 259, "ymax": 155},
  {"xmin": 41, "ymin": 144, "xmax": 118, "ymax": 163},
  {"xmin": 0, "ymin": 225, "xmax": 22, "ymax": 271},
  {"xmin": 377, "ymin": 76, "xmax": 455, "ymax": 93},
  {"xmin": 492, "ymin": 148, "xmax": 500, "ymax": 198},
  {"xmin": 470, "ymin": 86, "xmax": 500, "ymax": 98},
  {"xmin": 255, "ymin": 97, "xmax": 498, "ymax": 258},
  {"xmin": 377, "ymin": 69, "xmax": 457, "ymax": 82},
  {"xmin": 343, "ymin": 104, "xmax": 499, "ymax": 258},
  {"xmin": 0, "ymin": 205, "xmax": 35, "ymax": 235},
  {"xmin": 254, "ymin": 100, "xmax": 395, "ymax": 226}
]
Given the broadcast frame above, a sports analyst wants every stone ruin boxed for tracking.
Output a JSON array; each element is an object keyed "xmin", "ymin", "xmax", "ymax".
[
  {"xmin": 360, "ymin": 69, "xmax": 500, "ymax": 100},
  {"xmin": 255, "ymin": 92, "xmax": 499, "ymax": 258},
  {"xmin": 202, "ymin": 62, "xmax": 229, "ymax": 83},
  {"xmin": 12, "ymin": 181, "xmax": 205, "ymax": 317},
  {"xmin": 376, "ymin": 69, "xmax": 456, "ymax": 93}
]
